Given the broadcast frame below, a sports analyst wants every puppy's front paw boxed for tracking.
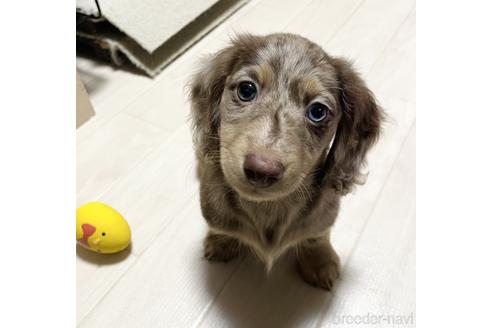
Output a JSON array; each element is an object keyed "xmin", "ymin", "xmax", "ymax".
[
  {"xmin": 204, "ymin": 232, "xmax": 241, "ymax": 262},
  {"xmin": 297, "ymin": 238, "xmax": 340, "ymax": 290},
  {"xmin": 298, "ymin": 257, "xmax": 340, "ymax": 290}
]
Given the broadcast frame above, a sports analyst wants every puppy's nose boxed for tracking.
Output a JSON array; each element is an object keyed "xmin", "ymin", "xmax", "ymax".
[{"xmin": 243, "ymin": 154, "xmax": 284, "ymax": 187}]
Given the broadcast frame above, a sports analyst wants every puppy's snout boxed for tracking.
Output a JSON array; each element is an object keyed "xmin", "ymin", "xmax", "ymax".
[{"xmin": 243, "ymin": 154, "xmax": 284, "ymax": 187}]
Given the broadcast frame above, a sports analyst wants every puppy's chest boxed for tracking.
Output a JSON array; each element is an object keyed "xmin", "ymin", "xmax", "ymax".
[{"xmin": 239, "ymin": 201, "xmax": 303, "ymax": 255}]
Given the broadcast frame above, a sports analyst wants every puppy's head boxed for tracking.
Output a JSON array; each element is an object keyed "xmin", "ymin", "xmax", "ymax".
[{"xmin": 190, "ymin": 34, "xmax": 382, "ymax": 202}]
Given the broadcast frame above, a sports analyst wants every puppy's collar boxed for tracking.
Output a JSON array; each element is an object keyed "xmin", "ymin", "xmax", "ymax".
[
  {"xmin": 326, "ymin": 128, "xmax": 337, "ymax": 156},
  {"xmin": 315, "ymin": 126, "xmax": 339, "ymax": 187}
]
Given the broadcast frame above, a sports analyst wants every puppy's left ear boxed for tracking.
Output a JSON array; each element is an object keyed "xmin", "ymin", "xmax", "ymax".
[{"xmin": 326, "ymin": 57, "xmax": 384, "ymax": 194}]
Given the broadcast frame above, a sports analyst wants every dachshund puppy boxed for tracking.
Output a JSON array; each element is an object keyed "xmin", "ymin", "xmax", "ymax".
[{"xmin": 189, "ymin": 33, "xmax": 382, "ymax": 289}]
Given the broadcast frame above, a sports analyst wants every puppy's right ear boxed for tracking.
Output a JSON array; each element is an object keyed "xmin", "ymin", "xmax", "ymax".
[{"xmin": 189, "ymin": 46, "xmax": 237, "ymax": 156}]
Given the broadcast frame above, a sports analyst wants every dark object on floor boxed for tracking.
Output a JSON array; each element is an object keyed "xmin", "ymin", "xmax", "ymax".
[{"xmin": 76, "ymin": 0, "xmax": 248, "ymax": 77}]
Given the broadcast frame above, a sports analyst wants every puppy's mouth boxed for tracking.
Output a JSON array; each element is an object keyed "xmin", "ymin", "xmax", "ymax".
[{"xmin": 229, "ymin": 180, "xmax": 291, "ymax": 202}]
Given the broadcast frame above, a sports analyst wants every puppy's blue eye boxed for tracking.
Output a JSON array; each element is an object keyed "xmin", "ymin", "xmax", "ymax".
[
  {"xmin": 237, "ymin": 81, "xmax": 257, "ymax": 101},
  {"xmin": 307, "ymin": 102, "xmax": 329, "ymax": 123}
]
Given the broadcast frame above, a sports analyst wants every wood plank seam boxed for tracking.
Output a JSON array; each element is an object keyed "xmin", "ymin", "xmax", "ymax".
[
  {"xmin": 365, "ymin": 2, "xmax": 416, "ymax": 77},
  {"xmin": 191, "ymin": 258, "xmax": 245, "ymax": 328}
]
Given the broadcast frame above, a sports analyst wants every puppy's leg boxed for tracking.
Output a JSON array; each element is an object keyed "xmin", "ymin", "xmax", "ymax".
[
  {"xmin": 204, "ymin": 231, "xmax": 242, "ymax": 262},
  {"xmin": 296, "ymin": 236, "xmax": 340, "ymax": 290}
]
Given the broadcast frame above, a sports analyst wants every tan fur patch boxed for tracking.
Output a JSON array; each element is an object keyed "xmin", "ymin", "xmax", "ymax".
[
  {"xmin": 254, "ymin": 62, "xmax": 275, "ymax": 88},
  {"xmin": 302, "ymin": 78, "xmax": 323, "ymax": 101}
]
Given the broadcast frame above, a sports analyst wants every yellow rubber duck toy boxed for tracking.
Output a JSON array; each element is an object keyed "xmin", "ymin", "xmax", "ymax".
[{"xmin": 76, "ymin": 202, "xmax": 131, "ymax": 254}]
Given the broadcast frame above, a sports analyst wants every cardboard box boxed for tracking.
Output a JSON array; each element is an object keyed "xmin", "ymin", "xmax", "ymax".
[{"xmin": 76, "ymin": 72, "xmax": 95, "ymax": 128}]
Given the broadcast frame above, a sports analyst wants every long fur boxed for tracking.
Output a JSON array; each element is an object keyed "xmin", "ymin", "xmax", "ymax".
[{"xmin": 188, "ymin": 33, "xmax": 383, "ymax": 288}]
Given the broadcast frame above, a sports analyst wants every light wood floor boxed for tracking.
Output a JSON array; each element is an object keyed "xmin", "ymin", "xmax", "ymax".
[{"xmin": 76, "ymin": 0, "xmax": 415, "ymax": 326}]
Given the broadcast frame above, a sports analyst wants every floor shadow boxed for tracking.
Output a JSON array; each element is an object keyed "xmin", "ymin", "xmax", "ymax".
[
  {"xmin": 203, "ymin": 253, "xmax": 335, "ymax": 328},
  {"xmin": 76, "ymin": 243, "xmax": 132, "ymax": 265}
]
